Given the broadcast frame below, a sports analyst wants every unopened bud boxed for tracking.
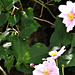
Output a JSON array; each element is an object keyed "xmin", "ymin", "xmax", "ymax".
[{"xmin": 30, "ymin": 63, "xmax": 34, "ymax": 68}]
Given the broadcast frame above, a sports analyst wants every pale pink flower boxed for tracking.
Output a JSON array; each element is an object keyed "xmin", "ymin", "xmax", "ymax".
[
  {"xmin": 33, "ymin": 60, "xmax": 59, "ymax": 75},
  {"xmin": 49, "ymin": 46, "xmax": 66, "ymax": 59},
  {"xmin": 58, "ymin": 1, "xmax": 75, "ymax": 32}
]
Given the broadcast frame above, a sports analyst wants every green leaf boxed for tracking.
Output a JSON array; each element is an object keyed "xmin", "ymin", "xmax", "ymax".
[
  {"xmin": 20, "ymin": 20, "xmax": 40, "ymax": 38},
  {"xmin": 50, "ymin": 17, "xmax": 73, "ymax": 47},
  {"xmin": 20, "ymin": 7, "xmax": 40, "ymax": 39},
  {"xmin": 21, "ymin": 7, "xmax": 34, "ymax": 28},
  {"xmin": 0, "ymin": 13, "xmax": 8, "ymax": 27},
  {"xmin": 16, "ymin": 62, "xmax": 33, "ymax": 74},
  {"xmin": 54, "ymin": 0, "xmax": 61, "ymax": 2},
  {"xmin": 67, "ymin": 53, "xmax": 75, "ymax": 67},
  {"xmin": 71, "ymin": 33, "xmax": 75, "ymax": 47},
  {"xmin": 5, "ymin": 56, "xmax": 15, "ymax": 72},
  {"xmin": 23, "ymin": 43, "xmax": 49, "ymax": 63},
  {"xmin": 10, "ymin": 36, "xmax": 29, "ymax": 61},
  {"xmin": 26, "ymin": 7, "xmax": 33, "ymax": 21},
  {"xmin": 8, "ymin": 12, "xmax": 20, "ymax": 26},
  {"xmin": 0, "ymin": 46, "xmax": 11, "ymax": 60},
  {"xmin": 12, "ymin": 0, "xmax": 20, "ymax": 4},
  {"xmin": 0, "ymin": 0, "xmax": 20, "ymax": 10},
  {"xmin": 20, "ymin": 27, "xmax": 36, "ymax": 38},
  {"xmin": 0, "ymin": 28, "xmax": 10, "ymax": 42}
]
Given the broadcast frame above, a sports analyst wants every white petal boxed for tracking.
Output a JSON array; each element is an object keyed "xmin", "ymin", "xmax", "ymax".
[
  {"xmin": 66, "ymin": 1, "xmax": 73, "ymax": 5},
  {"xmin": 58, "ymin": 5, "xmax": 72, "ymax": 14}
]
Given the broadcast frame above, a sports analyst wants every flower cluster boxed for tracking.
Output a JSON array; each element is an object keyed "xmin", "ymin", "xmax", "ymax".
[
  {"xmin": 58, "ymin": 1, "xmax": 75, "ymax": 32},
  {"xmin": 30, "ymin": 46, "xmax": 66, "ymax": 75}
]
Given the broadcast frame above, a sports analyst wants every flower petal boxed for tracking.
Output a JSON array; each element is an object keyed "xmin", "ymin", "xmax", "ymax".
[
  {"xmin": 58, "ymin": 5, "xmax": 72, "ymax": 14},
  {"xmin": 66, "ymin": 19, "xmax": 75, "ymax": 32},
  {"xmin": 63, "ymin": 18, "xmax": 71, "ymax": 27}
]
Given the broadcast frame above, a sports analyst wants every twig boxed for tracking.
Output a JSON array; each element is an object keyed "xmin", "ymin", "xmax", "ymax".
[
  {"xmin": 34, "ymin": 17, "xmax": 55, "ymax": 26},
  {"xmin": 33, "ymin": 0, "xmax": 56, "ymax": 19},
  {"xmin": 33, "ymin": 1, "xmax": 37, "ymax": 10},
  {"xmin": 45, "ymin": 0, "xmax": 53, "ymax": 5},
  {"xmin": 39, "ymin": 0, "xmax": 43, "ymax": 3},
  {"xmin": 11, "ymin": 5, "xmax": 19, "ymax": 15},
  {"xmin": 16, "ymin": 25, "xmax": 20, "ymax": 33},
  {"xmin": 0, "ymin": 66, "xmax": 7, "ymax": 75},
  {"xmin": 56, "ymin": 59, "xmax": 58, "ymax": 67},
  {"xmin": 39, "ymin": 6, "xmax": 44, "ymax": 17}
]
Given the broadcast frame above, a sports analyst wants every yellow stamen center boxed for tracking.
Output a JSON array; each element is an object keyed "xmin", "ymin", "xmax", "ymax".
[
  {"xmin": 44, "ymin": 68, "xmax": 49, "ymax": 75},
  {"xmin": 50, "ymin": 51, "xmax": 57, "ymax": 56},
  {"xmin": 67, "ymin": 13, "xmax": 74, "ymax": 20}
]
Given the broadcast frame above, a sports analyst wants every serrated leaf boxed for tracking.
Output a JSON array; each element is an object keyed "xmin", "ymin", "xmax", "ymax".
[
  {"xmin": 50, "ymin": 17, "xmax": 72, "ymax": 47},
  {"xmin": 0, "ymin": 13, "xmax": 8, "ymax": 27}
]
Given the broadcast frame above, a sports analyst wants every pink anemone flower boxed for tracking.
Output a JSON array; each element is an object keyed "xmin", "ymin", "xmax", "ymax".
[
  {"xmin": 33, "ymin": 59, "xmax": 59, "ymax": 75},
  {"xmin": 58, "ymin": 1, "xmax": 75, "ymax": 32},
  {"xmin": 49, "ymin": 46, "xmax": 66, "ymax": 60}
]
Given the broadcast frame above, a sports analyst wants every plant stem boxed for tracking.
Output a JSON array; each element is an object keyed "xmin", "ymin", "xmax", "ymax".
[
  {"xmin": 33, "ymin": 0, "xmax": 56, "ymax": 19},
  {"xmin": 0, "ymin": 66, "xmax": 7, "ymax": 75},
  {"xmin": 34, "ymin": 17, "xmax": 55, "ymax": 26},
  {"xmin": 62, "ymin": 64, "xmax": 64, "ymax": 75}
]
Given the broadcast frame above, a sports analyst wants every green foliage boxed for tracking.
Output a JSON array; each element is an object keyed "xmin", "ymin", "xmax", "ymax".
[
  {"xmin": 8, "ymin": 12, "xmax": 20, "ymax": 26},
  {"xmin": 5, "ymin": 56, "xmax": 15, "ymax": 72},
  {"xmin": 50, "ymin": 17, "xmax": 73, "ymax": 47},
  {"xmin": 0, "ymin": 13, "xmax": 8, "ymax": 27},
  {"xmin": 71, "ymin": 33, "xmax": 75, "ymax": 47},
  {"xmin": 0, "ymin": 0, "xmax": 20, "ymax": 10},
  {"xmin": 54, "ymin": 0, "xmax": 61, "ymax": 2},
  {"xmin": 20, "ymin": 7, "xmax": 40, "ymax": 38},
  {"xmin": 23, "ymin": 43, "xmax": 49, "ymax": 63},
  {"xmin": 0, "ymin": 0, "xmax": 75, "ymax": 75}
]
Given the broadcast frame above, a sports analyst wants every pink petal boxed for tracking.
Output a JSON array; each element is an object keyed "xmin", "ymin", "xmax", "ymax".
[
  {"xmin": 51, "ymin": 46, "xmax": 66, "ymax": 59},
  {"xmin": 49, "ymin": 66, "xmax": 59, "ymax": 75},
  {"xmin": 67, "ymin": 22, "xmax": 74, "ymax": 32},
  {"xmin": 58, "ymin": 13, "xmax": 67, "ymax": 18},
  {"xmin": 63, "ymin": 18, "xmax": 71, "ymax": 27},
  {"xmin": 45, "ymin": 58, "xmax": 56, "ymax": 66}
]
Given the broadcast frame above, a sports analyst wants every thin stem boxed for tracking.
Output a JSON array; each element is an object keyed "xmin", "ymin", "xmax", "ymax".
[
  {"xmin": 39, "ymin": 0, "xmax": 43, "ymax": 3},
  {"xmin": 33, "ymin": 2, "xmax": 37, "ymax": 10},
  {"xmin": 45, "ymin": 0, "xmax": 53, "ymax": 5},
  {"xmin": 34, "ymin": 17, "xmax": 55, "ymax": 26},
  {"xmin": 0, "ymin": 66, "xmax": 7, "ymax": 75},
  {"xmin": 16, "ymin": 25, "xmax": 20, "ymax": 33},
  {"xmin": 33, "ymin": 0, "xmax": 56, "ymax": 19},
  {"xmin": 62, "ymin": 64, "xmax": 64, "ymax": 75},
  {"xmin": 11, "ymin": 5, "xmax": 19, "ymax": 15},
  {"xmin": 56, "ymin": 59, "xmax": 58, "ymax": 67},
  {"xmin": 39, "ymin": 6, "xmax": 44, "ymax": 17}
]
